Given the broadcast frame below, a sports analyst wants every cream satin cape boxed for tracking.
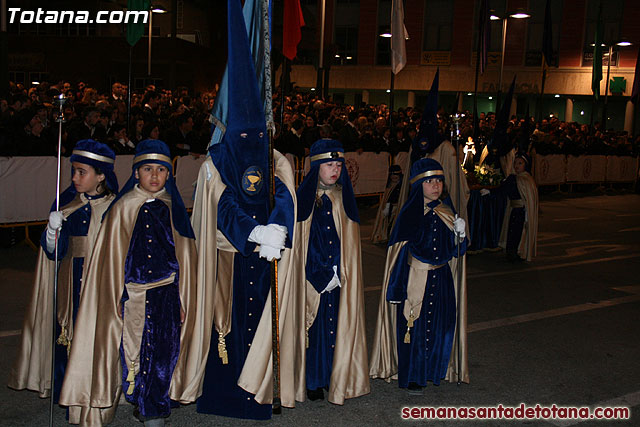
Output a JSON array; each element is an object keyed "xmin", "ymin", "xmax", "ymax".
[
  {"xmin": 190, "ymin": 150, "xmax": 306, "ymax": 408},
  {"xmin": 59, "ymin": 185, "xmax": 205, "ymax": 421},
  {"xmin": 498, "ymin": 171, "xmax": 539, "ymax": 261},
  {"xmin": 8, "ymin": 193, "xmax": 114, "ymax": 398},
  {"xmin": 396, "ymin": 142, "xmax": 470, "ymax": 237},
  {"xmin": 296, "ymin": 186, "xmax": 370, "ymax": 405},
  {"xmin": 370, "ymin": 202, "xmax": 469, "ymax": 384}
]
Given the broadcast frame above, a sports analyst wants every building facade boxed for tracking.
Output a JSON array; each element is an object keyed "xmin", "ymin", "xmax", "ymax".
[{"xmin": 287, "ymin": 0, "xmax": 640, "ymax": 132}]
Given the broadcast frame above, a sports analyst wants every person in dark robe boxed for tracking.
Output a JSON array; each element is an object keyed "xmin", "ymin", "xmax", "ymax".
[
  {"xmin": 8, "ymin": 140, "xmax": 119, "ymax": 423},
  {"xmin": 193, "ymin": 0, "xmax": 302, "ymax": 419},
  {"xmin": 59, "ymin": 140, "xmax": 205, "ymax": 427},
  {"xmin": 295, "ymin": 139, "xmax": 370, "ymax": 404},
  {"xmin": 370, "ymin": 158, "xmax": 469, "ymax": 394}
]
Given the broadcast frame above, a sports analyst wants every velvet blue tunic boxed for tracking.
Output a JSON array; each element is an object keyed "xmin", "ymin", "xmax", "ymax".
[
  {"xmin": 492, "ymin": 174, "xmax": 525, "ymax": 255},
  {"xmin": 305, "ymin": 193, "xmax": 341, "ymax": 391},
  {"xmin": 40, "ymin": 193, "xmax": 105, "ymax": 403},
  {"xmin": 119, "ymin": 199, "xmax": 181, "ymax": 420},
  {"xmin": 197, "ymin": 177, "xmax": 294, "ymax": 420},
  {"xmin": 387, "ymin": 199, "xmax": 467, "ymax": 388}
]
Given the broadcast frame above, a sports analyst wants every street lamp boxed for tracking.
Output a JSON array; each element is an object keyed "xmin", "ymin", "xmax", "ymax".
[
  {"xmin": 148, "ymin": 4, "xmax": 168, "ymax": 76},
  {"xmin": 490, "ymin": 8, "xmax": 530, "ymax": 111},
  {"xmin": 599, "ymin": 39, "xmax": 633, "ymax": 128}
]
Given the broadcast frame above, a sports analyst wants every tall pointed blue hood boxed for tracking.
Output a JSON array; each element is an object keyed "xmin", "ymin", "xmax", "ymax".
[
  {"xmin": 209, "ymin": 0, "xmax": 269, "ymax": 206},
  {"xmin": 412, "ymin": 69, "xmax": 441, "ymax": 163}
]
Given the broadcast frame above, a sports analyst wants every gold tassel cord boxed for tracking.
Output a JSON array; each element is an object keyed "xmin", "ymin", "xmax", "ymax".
[
  {"xmin": 56, "ymin": 327, "xmax": 71, "ymax": 355},
  {"xmin": 218, "ymin": 332, "xmax": 229, "ymax": 365},
  {"xmin": 126, "ymin": 362, "xmax": 136, "ymax": 395},
  {"xmin": 305, "ymin": 326, "xmax": 309, "ymax": 349},
  {"xmin": 56, "ymin": 327, "xmax": 69, "ymax": 347},
  {"xmin": 403, "ymin": 309, "xmax": 416, "ymax": 344}
]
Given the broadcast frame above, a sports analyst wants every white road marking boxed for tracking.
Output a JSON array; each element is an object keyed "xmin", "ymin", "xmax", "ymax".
[
  {"xmin": 363, "ymin": 253, "xmax": 640, "ymax": 292},
  {"xmin": 537, "ymin": 239, "xmax": 600, "ymax": 248},
  {"xmin": 537, "ymin": 232, "xmax": 571, "ymax": 242},
  {"xmin": 467, "ymin": 294, "xmax": 640, "ymax": 333},
  {"xmin": 545, "ymin": 390, "xmax": 640, "ymax": 426},
  {"xmin": 466, "ymin": 253, "xmax": 640, "ymax": 279},
  {"xmin": 618, "ymin": 226, "xmax": 640, "ymax": 232}
]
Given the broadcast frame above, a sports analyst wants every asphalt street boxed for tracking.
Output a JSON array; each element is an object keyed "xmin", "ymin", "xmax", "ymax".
[{"xmin": 1, "ymin": 190, "xmax": 639, "ymax": 426}]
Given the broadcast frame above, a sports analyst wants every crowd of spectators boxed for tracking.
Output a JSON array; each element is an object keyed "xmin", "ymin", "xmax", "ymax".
[
  {"xmin": 1, "ymin": 80, "xmax": 638, "ymax": 160},
  {"xmin": 0, "ymin": 81, "xmax": 215, "ymax": 158}
]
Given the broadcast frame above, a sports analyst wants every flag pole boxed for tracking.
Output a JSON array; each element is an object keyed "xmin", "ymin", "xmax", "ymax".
[
  {"xmin": 602, "ymin": 45, "xmax": 613, "ymax": 128},
  {"xmin": 264, "ymin": 0, "xmax": 281, "ymax": 414},
  {"xmin": 472, "ymin": 50, "xmax": 481, "ymax": 136},
  {"xmin": 127, "ymin": 45, "xmax": 133, "ymax": 134},
  {"xmin": 317, "ymin": 0, "xmax": 326, "ymax": 99},
  {"xmin": 537, "ymin": 67, "xmax": 547, "ymax": 124},
  {"xmin": 539, "ymin": 0, "xmax": 553, "ymax": 124},
  {"xmin": 268, "ymin": 127, "xmax": 282, "ymax": 415},
  {"xmin": 472, "ymin": 0, "xmax": 486, "ymax": 137}
]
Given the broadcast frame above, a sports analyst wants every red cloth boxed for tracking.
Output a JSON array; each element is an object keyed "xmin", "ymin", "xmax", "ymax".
[{"xmin": 283, "ymin": 0, "xmax": 305, "ymax": 60}]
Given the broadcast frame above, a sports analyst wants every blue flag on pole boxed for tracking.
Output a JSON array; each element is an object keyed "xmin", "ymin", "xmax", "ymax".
[
  {"xmin": 541, "ymin": 0, "xmax": 554, "ymax": 69},
  {"xmin": 209, "ymin": 0, "xmax": 273, "ymax": 148},
  {"xmin": 490, "ymin": 76, "xmax": 516, "ymax": 158},
  {"xmin": 412, "ymin": 69, "xmax": 440, "ymax": 164},
  {"xmin": 631, "ymin": 47, "xmax": 640, "ymax": 104}
]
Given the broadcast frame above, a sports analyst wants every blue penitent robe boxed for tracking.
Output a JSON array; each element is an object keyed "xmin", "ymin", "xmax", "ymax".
[
  {"xmin": 492, "ymin": 174, "xmax": 524, "ymax": 254},
  {"xmin": 119, "ymin": 199, "xmax": 181, "ymax": 420},
  {"xmin": 387, "ymin": 199, "xmax": 467, "ymax": 387},
  {"xmin": 197, "ymin": 177, "xmax": 294, "ymax": 420},
  {"xmin": 40, "ymin": 193, "xmax": 107, "ymax": 403},
  {"xmin": 305, "ymin": 193, "xmax": 341, "ymax": 391}
]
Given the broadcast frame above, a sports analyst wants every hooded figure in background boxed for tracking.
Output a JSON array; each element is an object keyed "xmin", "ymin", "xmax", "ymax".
[
  {"xmin": 192, "ymin": 0, "xmax": 302, "ymax": 419},
  {"xmin": 371, "ymin": 165, "xmax": 404, "ymax": 244},
  {"xmin": 482, "ymin": 152, "xmax": 538, "ymax": 262},
  {"xmin": 59, "ymin": 140, "xmax": 205, "ymax": 426},
  {"xmin": 9, "ymin": 140, "xmax": 118, "ymax": 406},
  {"xmin": 396, "ymin": 70, "xmax": 470, "ymax": 238},
  {"xmin": 294, "ymin": 139, "xmax": 370, "ymax": 404},
  {"xmin": 370, "ymin": 158, "xmax": 469, "ymax": 392}
]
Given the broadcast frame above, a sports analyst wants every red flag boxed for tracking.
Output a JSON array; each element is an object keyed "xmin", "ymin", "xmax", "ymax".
[{"xmin": 283, "ymin": 0, "xmax": 305, "ymax": 60}]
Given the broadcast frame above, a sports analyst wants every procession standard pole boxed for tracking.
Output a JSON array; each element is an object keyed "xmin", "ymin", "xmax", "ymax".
[
  {"xmin": 451, "ymin": 113, "xmax": 463, "ymax": 385},
  {"xmin": 49, "ymin": 93, "xmax": 67, "ymax": 427},
  {"xmin": 268, "ymin": 128, "xmax": 282, "ymax": 415},
  {"xmin": 267, "ymin": 0, "xmax": 281, "ymax": 414}
]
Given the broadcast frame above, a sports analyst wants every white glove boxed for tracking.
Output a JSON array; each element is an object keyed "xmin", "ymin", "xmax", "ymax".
[
  {"xmin": 46, "ymin": 211, "xmax": 65, "ymax": 252},
  {"xmin": 270, "ymin": 224, "xmax": 288, "ymax": 236},
  {"xmin": 259, "ymin": 244, "xmax": 282, "ymax": 261},
  {"xmin": 382, "ymin": 203, "xmax": 390, "ymax": 217},
  {"xmin": 453, "ymin": 215, "xmax": 466, "ymax": 239},
  {"xmin": 248, "ymin": 224, "xmax": 286, "ymax": 249},
  {"xmin": 323, "ymin": 265, "xmax": 341, "ymax": 293},
  {"xmin": 48, "ymin": 211, "xmax": 65, "ymax": 231},
  {"xmin": 480, "ymin": 188, "xmax": 490, "ymax": 196}
]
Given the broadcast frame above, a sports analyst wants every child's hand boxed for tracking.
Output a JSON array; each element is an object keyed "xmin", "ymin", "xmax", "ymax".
[{"xmin": 180, "ymin": 306, "xmax": 185, "ymax": 325}]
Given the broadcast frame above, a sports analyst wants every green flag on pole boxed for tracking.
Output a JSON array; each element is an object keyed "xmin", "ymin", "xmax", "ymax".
[
  {"xmin": 591, "ymin": 2, "xmax": 603, "ymax": 100},
  {"xmin": 126, "ymin": 0, "xmax": 151, "ymax": 47}
]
